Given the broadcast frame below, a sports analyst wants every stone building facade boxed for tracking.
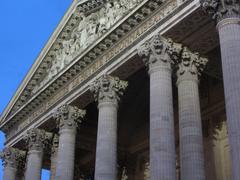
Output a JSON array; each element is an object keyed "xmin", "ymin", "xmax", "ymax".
[{"xmin": 0, "ymin": 0, "xmax": 239, "ymax": 179}]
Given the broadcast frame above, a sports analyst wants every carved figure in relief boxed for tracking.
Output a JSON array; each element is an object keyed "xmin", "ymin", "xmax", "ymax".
[
  {"xmin": 98, "ymin": 6, "xmax": 108, "ymax": 34},
  {"xmin": 32, "ymin": 0, "xmax": 144, "ymax": 94},
  {"xmin": 78, "ymin": 15, "xmax": 89, "ymax": 50},
  {"xmin": 62, "ymin": 39, "xmax": 74, "ymax": 65},
  {"xmin": 106, "ymin": 3, "xmax": 115, "ymax": 29},
  {"xmin": 120, "ymin": 0, "xmax": 128, "ymax": 9},
  {"xmin": 113, "ymin": 1, "xmax": 125, "ymax": 21},
  {"xmin": 86, "ymin": 13, "xmax": 98, "ymax": 47}
]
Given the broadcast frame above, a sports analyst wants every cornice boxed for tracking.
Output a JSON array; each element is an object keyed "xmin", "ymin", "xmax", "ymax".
[
  {"xmin": 0, "ymin": 0, "xmax": 106, "ymax": 124},
  {"xmin": 0, "ymin": 0, "xmax": 79, "ymax": 125},
  {"xmin": 4, "ymin": 0, "xmax": 201, "ymax": 146},
  {"xmin": 1, "ymin": 0, "xmax": 165, "ymax": 133}
]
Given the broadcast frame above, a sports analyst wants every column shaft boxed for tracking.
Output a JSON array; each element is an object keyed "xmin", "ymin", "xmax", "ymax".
[
  {"xmin": 50, "ymin": 152, "xmax": 57, "ymax": 180},
  {"xmin": 95, "ymin": 102, "xmax": 118, "ymax": 180},
  {"xmin": 25, "ymin": 150, "xmax": 43, "ymax": 180},
  {"xmin": 55, "ymin": 128, "xmax": 76, "ymax": 180},
  {"xmin": 150, "ymin": 67, "xmax": 176, "ymax": 180},
  {"xmin": 218, "ymin": 19, "xmax": 240, "ymax": 180},
  {"xmin": 178, "ymin": 79, "xmax": 205, "ymax": 180},
  {"xmin": 3, "ymin": 166, "xmax": 17, "ymax": 180}
]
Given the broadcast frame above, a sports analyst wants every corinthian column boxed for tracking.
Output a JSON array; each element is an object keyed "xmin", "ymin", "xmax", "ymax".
[
  {"xmin": 91, "ymin": 75, "xmax": 128, "ymax": 180},
  {"xmin": 176, "ymin": 47, "xmax": 208, "ymax": 180},
  {"xmin": 54, "ymin": 104, "xmax": 86, "ymax": 180},
  {"xmin": 24, "ymin": 128, "xmax": 49, "ymax": 180},
  {"xmin": 201, "ymin": 1, "xmax": 240, "ymax": 179},
  {"xmin": 138, "ymin": 34, "xmax": 181, "ymax": 180},
  {"xmin": 0, "ymin": 147, "xmax": 24, "ymax": 180},
  {"xmin": 50, "ymin": 134, "xmax": 59, "ymax": 180}
]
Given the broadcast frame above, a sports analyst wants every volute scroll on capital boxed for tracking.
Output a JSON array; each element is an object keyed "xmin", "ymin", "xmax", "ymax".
[
  {"xmin": 23, "ymin": 128, "xmax": 52, "ymax": 151},
  {"xmin": 201, "ymin": 0, "xmax": 240, "ymax": 23},
  {"xmin": 0, "ymin": 147, "xmax": 25, "ymax": 168},
  {"xmin": 53, "ymin": 104, "xmax": 86, "ymax": 130},
  {"xmin": 176, "ymin": 46, "xmax": 208, "ymax": 80},
  {"xmin": 90, "ymin": 74, "xmax": 128, "ymax": 104},
  {"xmin": 137, "ymin": 34, "xmax": 182, "ymax": 71}
]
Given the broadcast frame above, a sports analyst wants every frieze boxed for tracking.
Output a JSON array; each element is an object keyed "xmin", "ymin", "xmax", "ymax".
[
  {"xmin": 5, "ymin": 0, "xmax": 178, "ymax": 142},
  {"xmin": 5, "ymin": 0, "xmax": 165, "ymax": 126},
  {"xmin": 10, "ymin": 0, "xmax": 146, "ymax": 115}
]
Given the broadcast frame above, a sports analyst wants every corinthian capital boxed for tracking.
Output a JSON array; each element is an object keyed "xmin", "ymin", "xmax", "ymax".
[
  {"xmin": 201, "ymin": 0, "xmax": 240, "ymax": 22},
  {"xmin": 0, "ymin": 147, "xmax": 25, "ymax": 168},
  {"xmin": 54, "ymin": 104, "xmax": 86, "ymax": 130},
  {"xmin": 90, "ymin": 75, "xmax": 128, "ymax": 104},
  {"xmin": 176, "ymin": 47, "xmax": 208, "ymax": 80},
  {"xmin": 24, "ymin": 128, "xmax": 50, "ymax": 151},
  {"xmin": 138, "ymin": 34, "xmax": 182, "ymax": 71}
]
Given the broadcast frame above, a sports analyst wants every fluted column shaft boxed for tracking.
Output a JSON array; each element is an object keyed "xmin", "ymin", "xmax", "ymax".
[
  {"xmin": 55, "ymin": 128, "xmax": 76, "ymax": 180},
  {"xmin": 217, "ymin": 19, "xmax": 240, "ymax": 180},
  {"xmin": 0, "ymin": 148, "xmax": 22, "ymax": 180},
  {"xmin": 25, "ymin": 149, "xmax": 43, "ymax": 180},
  {"xmin": 50, "ymin": 135, "xmax": 59, "ymax": 180},
  {"xmin": 149, "ymin": 66, "xmax": 176, "ymax": 179},
  {"xmin": 50, "ymin": 152, "xmax": 57, "ymax": 180},
  {"xmin": 91, "ymin": 75, "xmax": 128, "ymax": 180},
  {"xmin": 54, "ymin": 104, "xmax": 85, "ymax": 180},
  {"xmin": 201, "ymin": 1, "xmax": 240, "ymax": 178},
  {"xmin": 24, "ymin": 129, "xmax": 48, "ymax": 180},
  {"xmin": 178, "ymin": 76, "xmax": 205, "ymax": 180},
  {"xmin": 3, "ymin": 166, "xmax": 17, "ymax": 180},
  {"xmin": 176, "ymin": 47, "xmax": 208, "ymax": 180},
  {"xmin": 95, "ymin": 101, "xmax": 118, "ymax": 180},
  {"xmin": 138, "ymin": 35, "xmax": 180, "ymax": 180}
]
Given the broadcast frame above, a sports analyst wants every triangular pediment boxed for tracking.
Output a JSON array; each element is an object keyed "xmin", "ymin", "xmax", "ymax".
[
  {"xmin": 1, "ymin": 0, "xmax": 164, "ymax": 128},
  {"xmin": 0, "ymin": 0, "xmax": 167, "ymax": 132}
]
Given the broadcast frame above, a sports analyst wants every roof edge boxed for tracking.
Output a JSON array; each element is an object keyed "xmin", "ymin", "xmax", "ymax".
[{"xmin": 0, "ymin": 0, "xmax": 79, "ymax": 126}]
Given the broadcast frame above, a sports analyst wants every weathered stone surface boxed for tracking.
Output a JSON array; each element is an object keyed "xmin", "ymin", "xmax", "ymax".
[
  {"xmin": 0, "ymin": 147, "xmax": 24, "ymax": 180},
  {"xmin": 217, "ymin": 18, "xmax": 240, "ymax": 180},
  {"xmin": 90, "ymin": 74, "xmax": 128, "ymax": 105},
  {"xmin": 138, "ymin": 34, "xmax": 181, "ymax": 180},
  {"xmin": 176, "ymin": 47, "xmax": 208, "ymax": 180},
  {"xmin": 54, "ymin": 104, "xmax": 86, "ymax": 130},
  {"xmin": 201, "ymin": 1, "xmax": 240, "ymax": 179},
  {"xmin": 91, "ymin": 75, "xmax": 127, "ymax": 180},
  {"xmin": 24, "ymin": 129, "xmax": 50, "ymax": 180},
  {"xmin": 54, "ymin": 104, "xmax": 86, "ymax": 180},
  {"xmin": 201, "ymin": 0, "xmax": 240, "ymax": 22},
  {"xmin": 50, "ymin": 134, "xmax": 59, "ymax": 180}
]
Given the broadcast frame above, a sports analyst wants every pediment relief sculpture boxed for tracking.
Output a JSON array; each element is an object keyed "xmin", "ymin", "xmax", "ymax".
[{"xmin": 32, "ymin": 0, "xmax": 143, "ymax": 94}]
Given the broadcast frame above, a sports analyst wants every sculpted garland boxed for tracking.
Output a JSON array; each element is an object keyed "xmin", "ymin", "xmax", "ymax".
[{"xmin": 32, "ymin": 0, "xmax": 143, "ymax": 94}]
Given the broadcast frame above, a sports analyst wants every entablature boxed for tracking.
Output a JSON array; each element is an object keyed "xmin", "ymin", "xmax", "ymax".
[{"xmin": 1, "ymin": 0, "xmax": 207, "ymax": 146}]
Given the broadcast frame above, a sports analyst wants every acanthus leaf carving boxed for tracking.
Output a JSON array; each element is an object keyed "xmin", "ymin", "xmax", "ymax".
[
  {"xmin": 201, "ymin": 0, "xmax": 240, "ymax": 22},
  {"xmin": 138, "ymin": 34, "xmax": 182, "ymax": 71},
  {"xmin": 90, "ymin": 74, "xmax": 128, "ymax": 104},
  {"xmin": 176, "ymin": 46, "xmax": 208, "ymax": 79},
  {"xmin": 53, "ymin": 104, "xmax": 86, "ymax": 130},
  {"xmin": 23, "ymin": 128, "xmax": 50, "ymax": 151},
  {"xmin": 0, "ymin": 147, "xmax": 25, "ymax": 168}
]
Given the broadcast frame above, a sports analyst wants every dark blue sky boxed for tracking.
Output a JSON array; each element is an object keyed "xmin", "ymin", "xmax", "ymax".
[{"xmin": 0, "ymin": 0, "xmax": 72, "ymax": 179}]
